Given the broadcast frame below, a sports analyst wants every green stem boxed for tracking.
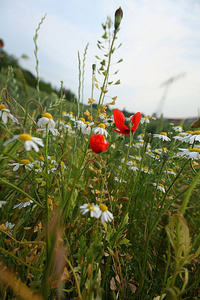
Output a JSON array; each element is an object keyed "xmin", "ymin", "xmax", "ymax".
[
  {"xmin": 94, "ymin": 30, "xmax": 117, "ymax": 121},
  {"xmin": 23, "ymin": 99, "xmax": 43, "ymax": 127}
]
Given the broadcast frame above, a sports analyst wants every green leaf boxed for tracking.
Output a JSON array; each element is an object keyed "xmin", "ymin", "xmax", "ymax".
[
  {"xmin": 114, "ymin": 80, "xmax": 121, "ymax": 85},
  {"xmin": 118, "ymin": 238, "xmax": 130, "ymax": 245}
]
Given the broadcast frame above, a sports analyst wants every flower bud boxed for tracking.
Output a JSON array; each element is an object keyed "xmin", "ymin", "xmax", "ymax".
[{"xmin": 114, "ymin": 7, "xmax": 123, "ymax": 32}]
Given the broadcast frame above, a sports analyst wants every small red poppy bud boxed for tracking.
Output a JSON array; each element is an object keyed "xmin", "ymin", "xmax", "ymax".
[{"xmin": 90, "ymin": 134, "xmax": 109, "ymax": 154}]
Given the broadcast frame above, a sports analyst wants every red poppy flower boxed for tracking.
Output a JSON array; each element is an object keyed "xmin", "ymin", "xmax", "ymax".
[
  {"xmin": 90, "ymin": 134, "xmax": 109, "ymax": 154},
  {"xmin": 113, "ymin": 109, "xmax": 141, "ymax": 135}
]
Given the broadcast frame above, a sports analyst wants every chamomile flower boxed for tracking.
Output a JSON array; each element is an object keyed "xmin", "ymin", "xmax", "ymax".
[
  {"xmin": 99, "ymin": 204, "xmax": 114, "ymax": 223},
  {"xmin": 80, "ymin": 203, "xmax": 101, "ymax": 218},
  {"xmin": 82, "ymin": 121, "xmax": 94, "ymax": 135},
  {"xmin": 0, "ymin": 104, "xmax": 19, "ymax": 124},
  {"xmin": 152, "ymin": 183, "xmax": 166, "ymax": 193},
  {"xmin": 5, "ymin": 221, "xmax": 15, "ymax": 234},
  {"xmin": 127, "ymin": 161, "xmax": 138, "ymax": 172},
  {"xmin": 93, "ymin": 123, "xmax": 109, "ymax": 137},
  {"xmin": 76, "ymin": 118, "xmax": 86, "ymax": 130},
  {"xmin": 181, "ymin": 130, "xmax": 200, "ymax": 144},
  {"xmin": 142, "ymin": 167, "xmax": 153, "ymax": 174},
  {"xmin": 172, "ymin": 126, "xmax": 183, "ymax": 132},
  {"xmin": 3, "ymin": 134, "xmax": 44, "ymax": 152},
  {"xmin": 9, "ymin": 159, "xmax": 33, "ymax": 171},
  {"xmin": 153, "ymin": 132, "xmax": 171, "ymax": 141},
  {"xmin": 173, "ymin": 132, "xmax": 190, "ymax": 142},
  {"xmin": 0, "ymin": 201, "xmax": 7, "ymax": 209},
  {"xmin": 13, "ymin": 198, "xmax": 33, "ymax": 210},
  {"xmin": 37, "ymin": 113, "xmax": 59, "ymax": 136},
  {"xmin": 164, "ymin": 168, "xmax": 176, "ymax": 176},
  {"xmin": 177, "ymin": 147, "xmax": 200, "ymax": 159},
  {"xmin": 140, "ymin": 116, "xmax": 150, "ymax": 124}
]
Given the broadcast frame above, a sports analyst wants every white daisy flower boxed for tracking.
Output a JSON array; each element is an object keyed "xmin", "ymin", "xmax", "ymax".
[
  {"xmin": 82, "ymin": 121, "xmax": 94, "ymax": 135},
  {"xmin": 0, "ymin": 201, "xmax": 7, "ymax": 209},
  {"xmin": 37, "ymin": 112, "xmax": 55, "ymax": 128},
  {"xmin": 5, "ymin": 221, "xmax": 15, "ymax": 234},
  {"xmin": 140, "ymin": 116, "xmax": 150, "ymax": 124},
  {"xmin": 173, "ymin": 132, "xmax": 190, "ymax": 142},
  {"xmin": 37, "ymin": 112, "xmax": 59, "ymax": 136},
  {"xmin": 127, "ymin": 161, "xmax": 138, "ymax": 172},
  {"xmin": 3, "ymin": 133, "xmax": 44, "ymax": 152},
  {"xmin": 172, "ymin": 126, "xmax": 183, "ymax": 132},
  {"xmin": 111, "ymin": 143, "xmax": 116, "ymax": 149},
  {"xmin": 177, "ymin": 147, "xmax": 200, "ymax": 159},
  {"xmin": 13, "ymin": 198, "xmax": 33, "ymax": 210},
  {"xmin": 62, "ymin": 111, "xmax": 74, "ymax": 118},
  {"xmin": 152, "ymin": 183, "xmax": 166, "ymax": 193},
  {"xmin": 129, "ymin": 155, "xmax": 142, "ymax": 161},
  {"xmin": 92, "ymin": 123, "xmax": 109, "ymax": 137},
  {"xmin": 133, "ymin": 141, "xmax": 144, "ymax": 149},
  {"xmin": 142, "ymin": 167, "xmax": 153, "ymax": 174},
  {"xmin": 114, "ymin": 176, "xmax": 126, "ymax": 183},
  {"xmin": 9, "ymin": 159, "xmax": 33, "ymax": 171},
  {"xmin": 153, "ymin": 132, "xmax": 171, "ymax": 141},
  {"xmin": 80, "ymin": 203, "xmax": 101, "ymax": 218},
  {"xmin": 181, "ymin": 130, "xmax": 200, "ymax": 144},
  {"xmin": 137, "ymin": 133, "xmax": 145, "ymax": 140},
  {"xmin": 99, "ymin": 204, "xmax": 114, "ymax": 223},
  {"xmin": 99, "ymin": 113, "xmax": 107, "ymax": 120},
  {"xmin": 0, "ymin": 104, "xmax": 19, "ymax": 124},
  {"xmin": 164, "ymin": 168, "xmax": 176, "ymax": 176},
  {"xmin": 76, "ymin": 118, "xmax": 86, "ymax": 130}
]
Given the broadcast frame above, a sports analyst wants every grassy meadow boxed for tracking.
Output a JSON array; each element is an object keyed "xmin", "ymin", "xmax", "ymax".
[{"xmin": 0, "ymin": 8, "xmax": 200, "ymax": 300}]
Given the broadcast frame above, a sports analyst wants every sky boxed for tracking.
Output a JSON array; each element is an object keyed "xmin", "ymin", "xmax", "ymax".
[{"xmin": 1, "ymin": 0, "xmax": 200, "ymax": 118}]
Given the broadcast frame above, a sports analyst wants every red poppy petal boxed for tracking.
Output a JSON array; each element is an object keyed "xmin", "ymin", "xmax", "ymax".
[
  {"xmin": 131, "ymin": 112, "xmax": 141, "ymax": 132},
  {"xmin": 113, "ymin": 128, "xmax": 130, "ymax": 135},
  {"xmin": 113, "ymin": 109, "xmax": 129, "ymax": 132},
  {"xmin": 90, "ymin": 134, "xmax": 109, "ymax": 154}
]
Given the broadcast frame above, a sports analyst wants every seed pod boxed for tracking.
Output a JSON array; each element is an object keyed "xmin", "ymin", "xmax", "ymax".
[{"xmin": 114, "ymin": 7, "xmax": 123, "ymax": 32}]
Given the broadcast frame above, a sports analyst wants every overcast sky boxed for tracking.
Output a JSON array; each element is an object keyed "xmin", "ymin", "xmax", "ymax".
[{"xmin": 1, "ymin": 0, "xmax": 200, "ymax": 118}]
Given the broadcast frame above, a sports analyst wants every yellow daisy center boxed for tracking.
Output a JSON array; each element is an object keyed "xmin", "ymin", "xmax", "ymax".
[
  {"xmin": 186, "ymin": 131, "xmax": 193, "ymax": 134},
  {"xmin": 99, "ymin": 203, "xmax": 108, "ymax": 212},
  {"xmin": 0, "ymin": 104, "xmax": 6, "ymax": 110},
  {"xmin": 22, "ymin": 197, "xmax": 31, "ymax": 203},
  {"xmin": 192, "ymin": 130, "xmax": 200, "ymax": 135},
  {"xmin": 19, "ymin": 134, "xmax": 32, "ymax": 142},
  {"xmin": 158, "ymin": 183, "xmax": 164, "ymax": 188},
  {"xmin": 85, "ymin": 121, "xmax": 90, "ymax": 126},
  {"xmin": 87, "ymin": 204, "xmax": 94, "ymax": 211},
  {"xmin": 42, "ymin": 113, "xmax": 53, "ymax": 119},
  {"xmin": 160, "ymin": 132, "xmax": 167, "ymax": 136},
  {"xmin": 98, "ymin": 123, "xmax": 106, "ymax": 129},
  {"xmin": 79, "ymin": 117, "xmax": 85, "ymax": 122},
  {"xmin": 20, "ymin": 159, "xmax": 30, "ymax": 165},
  {"xmin": 189, "ymin": 147, "xmax": 200, "ymax": 153}
]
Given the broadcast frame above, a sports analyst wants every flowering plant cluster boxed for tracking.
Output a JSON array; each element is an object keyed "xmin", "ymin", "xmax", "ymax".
[{"xmin": 0, "ymin": 6, "xmax": 199, "ymax": 300}]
